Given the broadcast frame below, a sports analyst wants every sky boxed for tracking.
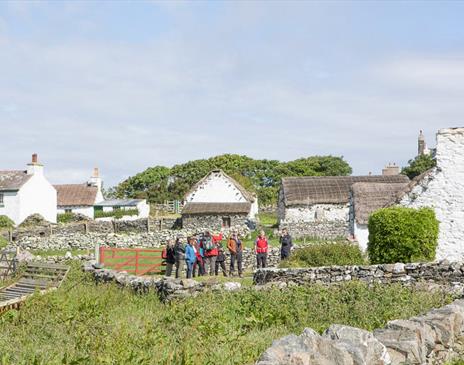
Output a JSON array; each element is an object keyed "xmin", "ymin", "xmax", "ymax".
[{"xmin": 1, "ymin": 0, "xmax": 464, "ymax": 187}]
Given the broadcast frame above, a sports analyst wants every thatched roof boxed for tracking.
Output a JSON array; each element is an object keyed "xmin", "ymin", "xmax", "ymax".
[
  {"xmin": 0, "ymin": 170, "xmax": 31, "ymax": 191},
  {"xmin": 54, "ymin": 184, "xmax": 98, "ymax": 207},
  {"xmin": 184, "ymin": 169, "xmax": 255, "ymax": 203},
  {"xmin": 281, "ymin": 175, "xmax": 409, "ymax": 206},
  {"xmin": 182, "ymin": 202, "xmax": 251, "ymax": 215},
  {"xmin": 351, "ymin": 182, "xmax": 409, "ymax": 224}
]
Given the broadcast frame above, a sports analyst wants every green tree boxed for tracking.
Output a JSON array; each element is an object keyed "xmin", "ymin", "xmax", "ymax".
[{"xmin": 401, "ymin": 154, "xmax": 436, "ymax": 179}]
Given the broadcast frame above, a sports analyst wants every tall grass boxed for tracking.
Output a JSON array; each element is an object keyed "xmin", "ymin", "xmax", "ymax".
[{"xmin": 0, "ymin": 263, "xmax": 450, "ymax": 365}]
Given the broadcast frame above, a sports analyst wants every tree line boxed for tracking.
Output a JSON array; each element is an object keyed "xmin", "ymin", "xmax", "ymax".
[{"xmin": 109, "ymin": 154, "xmax": 352, "ymax": 206}]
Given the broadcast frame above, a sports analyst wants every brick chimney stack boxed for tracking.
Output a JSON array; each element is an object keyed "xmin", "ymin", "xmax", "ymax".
[
  {"xmin": 27, "ymin": 153, "xmax": 44, "ymax": 175},
  {"xmin": 93, "ymin": 167, "xmax": 99, "ymax": 178}
]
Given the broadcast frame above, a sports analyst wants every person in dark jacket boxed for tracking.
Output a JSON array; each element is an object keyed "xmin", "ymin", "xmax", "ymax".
[
  {"xmin": 164, "ymin": 239, "xmax": 176, "ymax": 277},
  {"xmin": 174, "ymin": 236, "xmax": 186, "ymax": 279},
  {"xmin": 215, "ymin": 241, "xmax": 228, "ymax": 277},
  {"xmin": 279, "ymin": 228, "xmax": 293, "ymax": 260}
]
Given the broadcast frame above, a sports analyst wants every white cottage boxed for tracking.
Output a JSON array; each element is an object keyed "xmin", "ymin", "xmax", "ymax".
[
  {"xmin": 278, "ymin": 175, "xmax": 409, "ymax": 239},
  {"xmin": 54, "ymin": 168, "xmax": 104, "ymax": 219},
  {"xmin": 0, "ymin": 154, "xmax": 57, "ymax": 225},
  {"xmin": 182, "ymin": 169, "xmax": 258, "ymax": 230},
  {"xmin": 398, "ymin": 127, "xmax": 464, "ymax": 261}
]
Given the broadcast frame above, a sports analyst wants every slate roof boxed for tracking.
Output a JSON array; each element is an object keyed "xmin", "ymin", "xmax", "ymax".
[
  {"xmin": 281, "ymin": 175, "xmax": 410, "ymax": 206},
  {"xmin": 94, "ymin": 199, "xmax": 143, "ymax": 207},
  {"xmin": 182, "ymin": 202, "xmax": 251, "ymax": 215},
  {"xmin": 0, "ymin": 170, "xmax": 31, "ymax": 191},
  {"xmin": 54, "ymin": 184, "xmax": 98, "ymax": 207},
  {"xmin": 351, "ymin": 182, "xmax": 409, "ymax": 225}
]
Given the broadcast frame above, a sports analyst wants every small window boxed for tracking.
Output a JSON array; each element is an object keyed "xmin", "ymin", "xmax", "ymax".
[
  {"xmin": 65, "ymin": 208, "xmax": 72, "ymax": 213},
  {"xmin": 222, "ymin": 217, "xmax": 231, "ymax": 228},
  {"xmin": 113, "ymin": 206, "xmax": 121, "ymax": 211},
  {"xmin": 0, "ymin": 193, "xmax": 3, "ymax": 205}
]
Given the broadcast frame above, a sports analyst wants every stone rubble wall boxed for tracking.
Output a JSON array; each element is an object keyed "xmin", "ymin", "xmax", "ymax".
[
  {"xmin": 181, "ymin": 214, "xmax": 250, "ymax": 231},
  {"xmin": 83, "ymin": 261, "xmax": 242, "ymax": 301},
  {"xmin": 282, "ymin": 220, "xmax": 349, "ymax": 240},
  {"xmin": 257, "ymin": 299, "xmax": 464, "ymax": 365},
  {"xmin": 253, "ymin": 261, "xmax": 464, "ymax": 286},
  {"xmin": 1, "ymin": 218, "xmax": 180, "ymax": 241}
]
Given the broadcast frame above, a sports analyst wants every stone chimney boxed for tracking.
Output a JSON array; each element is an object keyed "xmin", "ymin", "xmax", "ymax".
[
  {"xmin": 382, "ymin": 163, "xmax": 400, "ymax": 176},
  {"xmin": 418, "ymin": 130, "xmax": 427, "ymax": 156},
  {"xmin": 26, "ymin": 153, "xmax": 44, "ymax": 175},
  {"xmin": 88, "ymin": 167, "xmax": 104, "ymax": 202}
]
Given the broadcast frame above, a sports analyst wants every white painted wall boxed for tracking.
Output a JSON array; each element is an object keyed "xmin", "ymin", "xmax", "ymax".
[
  {"xmin": 0, "ymin": 191, "xmax": 21, "ymax": 224},
  {"xmin": 57, "ymin": 206, "xmax": 94, "ymax": 219},
  {"xmin": 280, "ymin": 204, "xmax": 349, "ymax": 224},
  {"xmin": 400, "ymin": 128, "xmax": 464, "ymax": 261},
  {"xmin": 354, "ymin": 222, "xmax": 369, "ymax": 252},
  {"xmin": 137, "ymin": 200, "xmax": 150, "ymax": 218},
  {"xmin": 186, "ymin": 171, "xmax": 257, "ymax": 219},
  {"xmin": 186, "ymin": 172, "xmax": 249, "ymax": 203},
  {"xmin": 17, "ymin": 169, "xmax": 57, "ymax": 224}
]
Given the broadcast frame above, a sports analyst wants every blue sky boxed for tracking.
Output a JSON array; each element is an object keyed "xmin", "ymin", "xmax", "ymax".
[{"xmin": 1, "ymin": 1, "xmax": 464, "ymax": 187}]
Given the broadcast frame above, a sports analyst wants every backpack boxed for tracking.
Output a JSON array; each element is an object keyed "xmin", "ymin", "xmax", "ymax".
[{"xmin": 204, "ymin": 236, "xmax": 215, "ymax": 251}]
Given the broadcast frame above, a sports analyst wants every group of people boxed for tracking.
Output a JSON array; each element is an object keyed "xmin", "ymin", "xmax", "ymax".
[{"xmin": 163, "ymin": 228, "xmax": 293, "ymax": 279}]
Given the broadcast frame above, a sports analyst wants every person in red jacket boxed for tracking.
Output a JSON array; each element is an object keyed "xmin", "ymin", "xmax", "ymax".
[
  {"xmin": 255, "ymin": 230, "xmax": 269, "ymax": 269},
  {"xmin": 203, "ymin": 231, "xmax": 222, "ymax": 276}
]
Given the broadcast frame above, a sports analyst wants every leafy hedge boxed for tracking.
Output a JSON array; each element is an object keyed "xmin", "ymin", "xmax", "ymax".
[
  {"xmin": 368, "ymin": 207, "xmax": 439, "ymax": 264},
  {"xmin": 0, "ymin": 215, "xmax": 14, "ymax": 230},
  {"xmin": 279, "ymin": 242, "xmax": 366, "ymax": 268},
  {"xmin": 94, "ymin": 208, "xmax": 139, "ymax": 219}
]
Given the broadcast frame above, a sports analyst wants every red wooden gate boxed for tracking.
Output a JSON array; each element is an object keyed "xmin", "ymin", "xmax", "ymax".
[{"xmin": 99, "ymin": 247, "xmax": 164, "ymax": 276}]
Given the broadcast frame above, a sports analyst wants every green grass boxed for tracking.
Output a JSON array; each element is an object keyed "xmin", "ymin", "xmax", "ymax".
[
  {"xmin": 0, "ymin": 263, "xmax": 452, "ymax": 365},
  {"xmin": 258, "ymin": 212, "xmax": 278, "ymax": 227},
  {"xmin": 31, "ymin": 249, "xmax": 91, "ymax": 257},
  {"xmin": 280, "ymin": 242, "xmax": 367, "ymax": 268},
  {"xmin": 0, "ymin": 235, "xmax": 8, "ymax": 249}
]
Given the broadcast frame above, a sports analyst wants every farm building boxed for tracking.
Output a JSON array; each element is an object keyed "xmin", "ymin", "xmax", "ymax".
[
  {"xmin": 397, "ymin": 127, "xmax": 464, "ymax": 261},
  {"xmin": 54, "ymin": 168, "xmax": 104, "ymax": 219},
  {"xmin": 349, "ymin": 182, "xmax": 409, "ymax": 251},
  {"xmin": 182, "ymin": 169, "xmax": 258, "ymax": 230},
  {"xmin": 0, "ymin": 154, "xmax": 57, "ymax": 225},
  {"xmin": 278, "ymin": 174, "xmax": 409, "ymax": 239}
]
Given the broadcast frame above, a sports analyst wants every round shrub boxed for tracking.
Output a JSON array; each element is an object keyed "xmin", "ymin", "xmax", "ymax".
[
  {"xmin": 368, "ymin": 206, "xmax": 439, "ymax": 264},
  {"xmin": 0, "ymin": 215, "xmax": 14, "ymax": 230},
  {"xmin": 279, "ymin": 242, "xmax": 366, "ymax": 268}
]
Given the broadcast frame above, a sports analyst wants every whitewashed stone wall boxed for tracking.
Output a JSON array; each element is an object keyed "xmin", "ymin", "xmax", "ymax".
[
  {"xmin": 278, "ymin": 199, "xmax": 350, "ymax": 239},
  {"xmin": 400, "ymin": 128, "xmax": 464, "ymax": 261},
  {"xmin": 354, "ymin": 222, "xmax": 368, "ymax": 252}
]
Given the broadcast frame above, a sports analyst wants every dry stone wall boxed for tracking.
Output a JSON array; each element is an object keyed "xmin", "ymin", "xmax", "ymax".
[
  {"xmin": 254, "ymin": 261, "xmax": 464, "ymax": 286},
  {"xmin": 257, "ymin": 299, "xmax": 464, "ymax": 365}
]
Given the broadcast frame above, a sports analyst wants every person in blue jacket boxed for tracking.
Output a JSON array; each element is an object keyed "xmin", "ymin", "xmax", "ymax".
[{"xmin": 185, "ymin": 237, "xmax": 197, "ymax": 279}]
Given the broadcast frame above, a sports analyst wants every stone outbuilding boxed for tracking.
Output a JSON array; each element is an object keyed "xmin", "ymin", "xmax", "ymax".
[
  {"xmin": 181, "ymin": 169, "xmax": 258, "ymax": 231},
  {"xmin": 397, "ymin": 127, "xmax": 464, "ymax": 261},
  {"xmin": 278, "ymin": 175, "xmax": 409, "ymax": 239},
  {"xmin": 349, "ymin": 182, "xmax": 408, "ymax": 251}
]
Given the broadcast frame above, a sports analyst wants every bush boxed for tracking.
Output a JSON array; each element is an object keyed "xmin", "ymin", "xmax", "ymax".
[
  {"xmin": 280, "ymin": 242, "xmax": 366, "ymax": 268},
  {"xmin": 368, "ymin": 206, "xmax": 439, "ymax": 264},
  {"xmin": 57, "ymin": 212, "xmax": 89, "ymax": 224},
  {"xmin": 94, "ymin": 208, "xmax": 139, "ymax": 219},
  {"xmin": 0, "ymin": 215, "xmax": 14, "ymax": 230}
]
